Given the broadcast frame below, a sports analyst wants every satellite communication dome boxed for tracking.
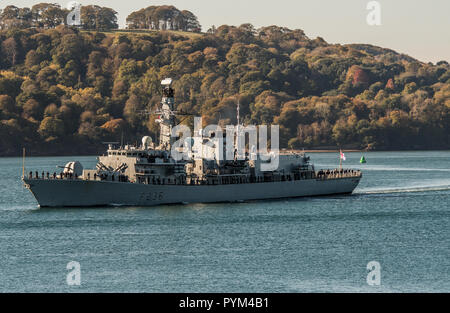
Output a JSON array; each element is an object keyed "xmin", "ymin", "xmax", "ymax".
[
  {"xmin": 161, "ymin": 78, "xmax": 173, "ymax": 86},
  {"xmin": 142, "ymin": 136, "xmax": 153, "ymax": 149}
]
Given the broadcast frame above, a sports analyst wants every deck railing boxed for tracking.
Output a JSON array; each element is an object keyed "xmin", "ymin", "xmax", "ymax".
[{"xmin": 26, "ymin": 168, "xmax": 362, "ymax": 185}]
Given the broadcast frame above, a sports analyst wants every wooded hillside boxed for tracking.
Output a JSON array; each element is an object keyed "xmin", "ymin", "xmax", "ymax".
[{"xmin": 0, "ymin": 6, "xmax": 448, "ymax": 156}]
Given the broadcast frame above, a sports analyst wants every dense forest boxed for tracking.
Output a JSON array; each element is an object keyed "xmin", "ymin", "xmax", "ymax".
[
  {"xmin": 0, "ymin": 3, "xmax": 118, "ymax": 31},
  {"xmin": 0, "ymin": 5, "xmax": 449, "ymax": 156},
  {"xmin": 126, "ymin": 5, "xmax": 201, "ymax": 32},
  {"xmin": 0, "ymin": 4, "xmax": 201, "ymax": 32}
]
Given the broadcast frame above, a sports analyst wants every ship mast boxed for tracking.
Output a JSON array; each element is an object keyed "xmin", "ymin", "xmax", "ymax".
[
  {"xmin": 156, "ymin": 78, "xmax": 176, "ymax": 150},
  {"xmin": 235, "ymin": 98, "xmax": 243, "ymax": 160},
  {"xmin": 22, "ymin": 147, "xmax": 25, "ymax": 179},
  {"xmin": 237, "ymin": 98, "xmax": 240, "ymax": 129}
]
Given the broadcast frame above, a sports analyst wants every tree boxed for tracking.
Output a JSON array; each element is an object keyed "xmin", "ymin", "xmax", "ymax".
[
  {"xmin": 36, "ymin": 66, "xmax": 58, "ymax": 88},
  {"xmin": 97, "ymin": 7, "xmax": 118, "ymax": 30},
  {"xmin": 123, "ymin": 95, "xmax": 143, "ymax": 128},
  {"xmin": 25, "ymin": 49, "xmax": 41, "ymax": 68},
  {"xmin": 81, "ymin": 5, "xmax": 118, "ymax": 31},
  {"xmin": 207, "ymin": 25, "xmax": 217, "ymax": 34},
  {"xmin": 125, "ymin": 10, "xmax": 147, "ymax": 29},
  {"xmin": 0, "ymin": 6, "xmax": 21, "ymax": 29},
  {"xmin": 1, "ymin": 5, "xmax": 20, "ymax": 20},
  {"xmin": 31, "ymin": 3, "xmax": 66, "ymax": 28},
  {"xmin": 126, "ymin": 6, "xmax": 201, "ymax": 32},
  {"xmin": 0, "ymin": 94, "xmax": 16, "ymax": 118},
  {"xmin": 101, "ymin": 118, "xmax": 126, "ymax": 135},
  {"xmin": 59, "ymin": 60, "xmax": 80, "ymax": 87},
  {"xmin": 52, "ymin": 34, "xmax": 86, "ymax": 67},
  {"xmin": 181, "ymin": 10, "xmax": 201, "ymax": 32},
  {"xmin": 38, "ymin": 116, "xmax": 65, "ymax": 139},
  {"xmin": 22, "ymin": 98, "xmax": 43, "ymax": 120},
  {"xmin": 1, "ymin": 38, "xmax": 19, "ymax": 65}
]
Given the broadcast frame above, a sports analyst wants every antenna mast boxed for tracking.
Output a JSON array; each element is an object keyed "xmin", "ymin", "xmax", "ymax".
[
  {"xmin": 22, "ymin": 147, "xmax": 25, "ymax": 178},
  {"xmin": 237, "ymin": 98, "xmax": 240, "ymax": 127}
]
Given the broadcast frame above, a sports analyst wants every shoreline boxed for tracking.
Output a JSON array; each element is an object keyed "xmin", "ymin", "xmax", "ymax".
[
  {"xmin": 289, "ymin": 149, "xmax": 362, "ymax": 153},
  {"xmin": 1, "ymin": 149, "xmax": 449, "ymax": 158}
]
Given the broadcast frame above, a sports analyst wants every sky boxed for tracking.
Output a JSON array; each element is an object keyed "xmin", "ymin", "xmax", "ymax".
[{"xmin": 3, "ymin": 0, "xmax": 449, "ymax": 63}]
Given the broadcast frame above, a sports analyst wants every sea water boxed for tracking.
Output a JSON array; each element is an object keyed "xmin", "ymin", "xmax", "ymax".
[{"xmin": 0, "ymin": 151, "xmax": 449, "ymax": 292}]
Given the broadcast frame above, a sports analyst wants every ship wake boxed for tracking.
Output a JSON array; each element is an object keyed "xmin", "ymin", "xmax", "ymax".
[{"xmin": 356, "ymin": 184, "xmax": 450, "ymax": 195}]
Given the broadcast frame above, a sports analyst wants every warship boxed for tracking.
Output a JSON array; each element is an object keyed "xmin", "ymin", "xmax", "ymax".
[{"xmin": 22, "ymin": 78, "xmax": 362, "ymax": 207}]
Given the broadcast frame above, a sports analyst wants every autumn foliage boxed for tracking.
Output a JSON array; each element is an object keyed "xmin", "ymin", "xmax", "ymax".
[{"xmin": 0, "ymin": 6, "xmax": 449, "ymax": 155}]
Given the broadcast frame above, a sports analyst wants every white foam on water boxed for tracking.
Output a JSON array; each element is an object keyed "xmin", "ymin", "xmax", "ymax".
[
  {"xmin": 316, "ymin": 164, "xmax": 450, "ymax": 172},
  {"xmin": 358, "ymin": 166, "xmax": 450, "ymax": 172},
  {"xmin": 356, "ymin": 184, "xmax": 450, "ymax": 195},
  {"xmin": 283, "ymin": 278, "xmax": 396, "ymax": 293},
  {"xmin": 110, "ymin": 203, "xmax": 127, "ymax": 207}
]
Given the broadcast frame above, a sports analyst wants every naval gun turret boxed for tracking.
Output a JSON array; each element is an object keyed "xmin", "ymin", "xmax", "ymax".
[{"xmin": 62, "ymin": 161, "xmax": 83, "ymax": 176}]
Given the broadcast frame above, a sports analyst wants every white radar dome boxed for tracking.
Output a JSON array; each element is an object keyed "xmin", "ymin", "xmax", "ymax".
[{"xmin": 142, "ymin": 136, "xmax": 153, "ymax": 149}]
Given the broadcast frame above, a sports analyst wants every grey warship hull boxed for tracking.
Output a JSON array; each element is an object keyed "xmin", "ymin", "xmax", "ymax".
[{"xmin": 23, "ymin": 176, "xmax": 361, "ymax": 207}]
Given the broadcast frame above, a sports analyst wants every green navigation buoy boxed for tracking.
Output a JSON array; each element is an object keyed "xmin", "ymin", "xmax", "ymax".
[{"xmin": 360, "ymin": 156, "xmax": 367, "ymax": 164}]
